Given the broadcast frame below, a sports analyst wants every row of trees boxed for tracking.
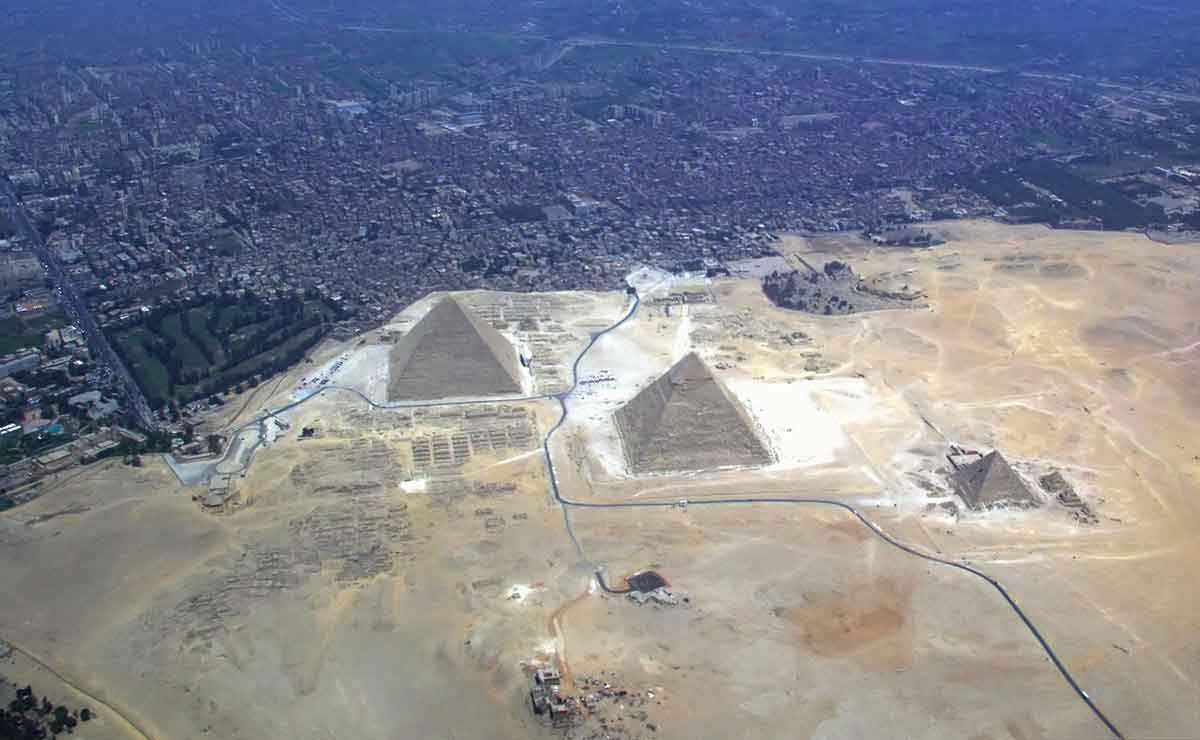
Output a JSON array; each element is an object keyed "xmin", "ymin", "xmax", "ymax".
[
  {"xmin": 110, "ymin": 289, "xmax": 341, "ymax": 408},
  {"xmin": 185, "ymin": 326, "xmax": 326, "ymax": 403}
]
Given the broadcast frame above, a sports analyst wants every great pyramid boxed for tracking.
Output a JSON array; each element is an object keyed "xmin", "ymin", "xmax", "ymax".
[
  {"xmin": 613, "ymin": 352, "xmax": 772, "ymax": 474},
  {"xmin": 952, "ymin": 451, "xmax": 1038, "ymax": 510},
  {"xmin": 387, "ymin": 298, "xmax": 522, "ymax": 401}
]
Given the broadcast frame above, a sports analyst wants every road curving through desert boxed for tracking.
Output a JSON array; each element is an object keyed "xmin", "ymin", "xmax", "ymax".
[
  {"xmin": 220, "ymin": 287, "xmax": 1124, "ymax": 739},
  {"xmin": 540, "ymin": 291, "xmax": 1126, "ymax": 740}
]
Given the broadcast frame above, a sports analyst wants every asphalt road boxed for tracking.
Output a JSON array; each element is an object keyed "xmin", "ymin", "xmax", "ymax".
[
  {"xmin": 539, "ymin": 292, "xmax": 1124, "ymax": 740},
  {"xmin": 552, "ymin": 37, "xmax": 1200, "ymax": 105},
  {"xmin": 217, "ymin": 289, "xmax": 1123, "ymax": 738},
  {"xmin": 1, "ymin": 177, "xmax": 156, "ymax": 429}
]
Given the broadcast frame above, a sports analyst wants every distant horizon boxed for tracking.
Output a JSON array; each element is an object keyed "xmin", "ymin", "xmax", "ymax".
[{"xmin": 1, "ymin": 3, "xmax": 1199, "ymax": 739}]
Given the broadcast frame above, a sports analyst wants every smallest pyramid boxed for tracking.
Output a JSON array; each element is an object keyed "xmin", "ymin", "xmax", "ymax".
[
  {"xmin": 613, "ymin": 352, "xmax": 772, "ymax": 474},
  {"xmin": 952, "ymin": 451, "xmax": 1038, "ymax": 510},
  {"xmin": 387, "ymin": 298, "xmax": 522, "ymax": 401}
]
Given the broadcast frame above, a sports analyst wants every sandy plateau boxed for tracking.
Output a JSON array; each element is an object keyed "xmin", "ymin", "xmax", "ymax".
[{"xmin": 2, "ymin": 221, "xmax": 1199, "ymax": 739}]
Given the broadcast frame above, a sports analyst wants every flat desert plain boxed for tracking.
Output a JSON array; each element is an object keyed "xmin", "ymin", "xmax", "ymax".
[{"xmin": 1, "ymin": 220, "xmax": 1197, "ymax": 740}]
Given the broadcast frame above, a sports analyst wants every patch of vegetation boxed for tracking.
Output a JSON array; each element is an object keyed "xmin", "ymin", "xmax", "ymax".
[
  {"xmin": 1, "ymin": 680, "xmax": 94, "ymax": 738},
  {"xmin": 0, "ymin": 307, "xmax": 69, "ymax": 352},
  {"xmin": 0, "ymin": 319, "xmax": 42, "ymax": 356},
  {"xmin": 185, "ymin": 306, "xmax": 222, "ymax": 360},
  {"xmin": 210, "ymin": 229, "xmax": 246, "ymax": 257},
  {"xmin": 320, "ymin": 63, "xmax": 388, "ymax": 96},
  {"xmin": 961, "ymin": 159, "xmax": 1166, "ymax": 229},
  {"xmin": 19, "ymin": 311, "xmax": 68, "ymax": 333},
  {"xmin": 315, "ymin": 31, "xmax": 531, "ymax": 91},
  {"xmin": 160, "ymin": 313, "xmax": 209, "ymax": 369},
  {"xmin": 0, "ymin": 310, "xmax": 68, "ymax": 355},
  {"xmin": 763, "ymin": 261, "xmax": 921, "ymax": 315},
  {"xmin": 496, "ymin": 203, "xmax": 548, "ymax": 223},
  {"xmin": 109, "ymin": 292, "xmax": 342, "ymax": 408},
  {"xmin": 114, "ymin": 328, "xmax": 172, "ymax": 405},
  {"xmin": 1015, "ymin": 160, "xmax": 1165, "ymax": 229},
  {"xmin": 179, "ymin": 325, "xmax": 325, "ymax": 401},
  {"xmin": 558, "ymin": 44, "xmax": 654, "ymax": 71}
]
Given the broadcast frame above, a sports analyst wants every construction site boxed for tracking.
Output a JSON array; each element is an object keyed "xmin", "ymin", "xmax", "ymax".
[{"xmin": 0, "ymin": 220, "xmax": 1198, "ymax": 740}]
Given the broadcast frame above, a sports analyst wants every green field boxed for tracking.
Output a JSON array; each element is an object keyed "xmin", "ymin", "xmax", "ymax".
[
  {"xmin": 213, "ymin": 301, "xmax": 277, "ymax": 333},
  {"xmin": 186, "ymin": 307, "xmax": 223, "ymax": 361},
  {"xmin": 110, "ymin": 295, "xmax": 336, "ymax": 407},
  {"xmin": 0, "ymin": 310, "xmax": 68, "ymax": 355},
  {"xmin": 115, "ymin": 329, "xmax": 171, "ymax": 405},
  {"xmin": 160, "ymin": 313, "xmax": 209, "ymax": 369},
  {"xmin": 962, "ymin": 159, "xmax": 1166, "ymax": 230},
  {"xmin": 0, "ymin": 317, "xmax": 41, "ymax": 355},
  {"xmin": 176, "ymin": 326, "xmax": 324, "ymax": 401}
]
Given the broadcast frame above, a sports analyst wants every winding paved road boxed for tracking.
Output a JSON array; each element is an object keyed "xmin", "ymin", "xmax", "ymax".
[
  {"xmin": 541, "ymin": 292, "xmax": 1123, "ymax": 738},
  {"xmin": 545, "ymin": 37, "xmax": 1200, "ymax": 105},
  {"xmin": 221, "ymin": 289, "xmax": 1123, "ymax": 739}
]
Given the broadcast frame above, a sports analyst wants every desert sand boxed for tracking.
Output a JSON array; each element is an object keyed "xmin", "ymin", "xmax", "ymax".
[{"xmin": 2, "ymin": 221, "xmax": 1198, "ymax": 739}]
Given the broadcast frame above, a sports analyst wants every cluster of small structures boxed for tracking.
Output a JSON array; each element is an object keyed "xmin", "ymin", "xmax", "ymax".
[
  {"xmin": 573, "ymin": 673, "xmax": 664, "ymax": 739},
  {"xmin": 409, "ymin": 419, "xmax": 536, "ymax": 476},
  {"xmin": 762, "ymin": 260, "xmax": 924, "ymax": 316},
  {"xmin": 1040, "ymin": 471, "xmax": 1099, "ymax": 525},
  {"xmin": 339, "ymin": 402, "xmax": 531, "ymax": 438},
  {"xmin": 172, "ymin": 543, "xmax": 304, "ymax": 645},
  {"xmin": 288, "ymin": 497, "xmax": 414, "ymax": 583},
  {"xmin": 289, "ymin": 438, "xmax": 407, "ymax": 489},
  {"xmin": 949, "ymin": 450, "xmax": 1098, "ymax": 523},
  {"xmin": 867, "ymin": 227, "xmax": 945, "ymax": 247},
  {"xmin": 528, "ymin": 666, "xmax": 665, "ymax": 739},
  {"xmin": 175, "ymin": 493, "xmax": 414, "ymax": 645},
  {"xmin": 528, "ymin": 667, "xmax": 578, "ymax": 727},
  {"xmin": 463, "ymin": 292, "xmax": 595, "ymax": 395},
  {"xmin": 196, "ymin": 470, "xmax": 239, "ymax": 514},
  {"xmin": 426, "ymin": 479, "xmax": 519, "ymax": 509},
  {"xmin": 1, "ymin": 423, "xmax": 148, "ymax": 508},
  {"xmin": 646, "ymin": 289, "xmax": 716, "ymax": 311},
  {"xmin": 624, "ymin": 570, "xmax": 688, "ymax": 608},
  {"xmin": 925, "ymin": 446, "xmax": 1098, "ymax": 523}
]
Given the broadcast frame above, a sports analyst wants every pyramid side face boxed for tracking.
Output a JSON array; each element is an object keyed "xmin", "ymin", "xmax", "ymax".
[
  {"xmin": 613, "ymin": 354, "xmax": 772, "ymax": 474},
  {"xmin": 612, "ymin": 371, "xmax": 675, "ymax": 469},
  {"xmin": 387, "ymin": 299, "xmax": 522, "ymax": 401},
  {"xmin": 954, "ymin": 452, "xmax": 1036, "ymax": 509}
]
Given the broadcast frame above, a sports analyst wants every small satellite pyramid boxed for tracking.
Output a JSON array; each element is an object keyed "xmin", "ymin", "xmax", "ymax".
[
  {"xmin": 613, "ymin": 352, "xmax": 772, "ymax": 474},
  {"xmin": 387, "ymin": 298, "xmax": 522, "ymax": 401},
  {"xmin": 952, "ymin": 451, "xmax": 1038, "ymax": 509}
]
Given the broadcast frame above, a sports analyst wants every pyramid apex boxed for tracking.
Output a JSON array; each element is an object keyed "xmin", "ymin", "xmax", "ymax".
[
  {"xmin": 667, "ymin": 352, "xmax": 711, "ymax": 384},
  {"xmin": 387, "ymin": 296, "xmax": 522, "ymax": 401},
  {"xmin": 613, "ymin": 354, "xmax": 771, "ymax": 474},
  {"xmin": 429, "ymin": 295, "xmax": 468, "ymax": 312},
  {"xmin": 952, "ymin": 449, "xmax": 1037, "ymax": 510}
]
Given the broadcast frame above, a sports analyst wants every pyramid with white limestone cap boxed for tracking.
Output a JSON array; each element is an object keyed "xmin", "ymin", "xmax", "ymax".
[{"xmin": 613, "ymin": 352, "xmax": 772, "ymax": 474}]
